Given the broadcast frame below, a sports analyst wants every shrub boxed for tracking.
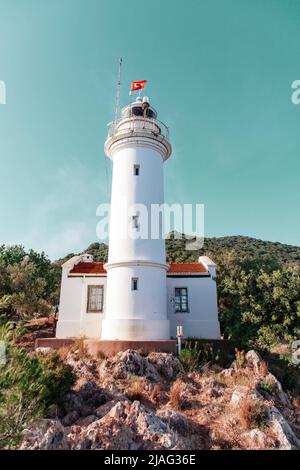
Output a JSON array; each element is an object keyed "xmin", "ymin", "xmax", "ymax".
[
  {"xmin": 276, "ymin": 355, "xmax": 300, "ymax": 391},
  {"xmin": 180, "ymin": 347, "xmax": 201, "ymax": 373},
  {"xmin": 0, "ymin": 324, "xmax": 75, "ymax": 448},
  {"xmin": 235, "ymin": 349, "xmax": 246, "ymax": 368},
  {"xmin": 258, "ymin": 381, "xmax": 273, "ymax": 395}
]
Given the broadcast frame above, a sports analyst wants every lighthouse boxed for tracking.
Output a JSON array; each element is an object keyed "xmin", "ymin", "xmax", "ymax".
[
  {"xmin": 102, "ymin": 96, "xmax": 172, "ymax": 341},
  {"xmin": 53, "ymin": 87, "xmax": 221, "ymax": 355}
]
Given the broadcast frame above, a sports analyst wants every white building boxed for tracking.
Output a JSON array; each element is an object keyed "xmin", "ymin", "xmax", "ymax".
[{"xmin": 56, "ymin": 96, "xmax": 220, "ymax": 342}]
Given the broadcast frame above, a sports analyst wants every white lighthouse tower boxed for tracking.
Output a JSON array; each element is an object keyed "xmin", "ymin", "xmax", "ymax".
[{"xmin": 102, "ymin": 96, "xmax": 172, "ymax": 341}]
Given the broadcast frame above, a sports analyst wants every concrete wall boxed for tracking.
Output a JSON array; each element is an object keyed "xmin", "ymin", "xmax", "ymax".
[
  {"xmin": 166, "ymin": 275, "xmax": 221, "ymax": 339},
  {"xmin": 56, "ymin": 262, "xmax": 106, "ymax": 339}
]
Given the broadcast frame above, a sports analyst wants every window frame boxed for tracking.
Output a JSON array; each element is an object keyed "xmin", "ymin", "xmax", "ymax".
[
  {"xmin": 132, "ymin": 214, "xmax": 139, "ymax": 229},
  {"xmin": 174, "ymin": 287, "xmax": 189, "ymax": 313},
  {"xmin": 131, "ymin": 277, "xmax": 139, "ymax": 291},
  {"xmin": 86, "ymin": 285, "xmax": 104, "ymax": 313},
  {"xmin": 134, "ymin": 164, "xmax": 140, "ymax": 176}
]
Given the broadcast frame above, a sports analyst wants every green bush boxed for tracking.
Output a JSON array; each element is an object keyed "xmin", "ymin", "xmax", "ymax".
[
  {"xmin": 180, "ymin": 347, "xmax": 203, "ymax": 373},
  {"xmin": 258, "ymin": 381, "xmax": 274, "ymax": 395},
  {"xmin": 276, "ymin": 355, "xmax": 300, "ymax": 391},
  {"xmin": 0, "ymin": 324, "xmax": 75, "ymax": 448}
]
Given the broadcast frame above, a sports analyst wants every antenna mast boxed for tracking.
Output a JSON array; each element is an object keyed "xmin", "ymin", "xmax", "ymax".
[{"xmin": 114, "ymin": 58, "xmax": 122, "ymax": 124}]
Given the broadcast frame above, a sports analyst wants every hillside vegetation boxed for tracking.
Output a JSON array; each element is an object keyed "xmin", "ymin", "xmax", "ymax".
[{"xmin": 70, "ymin": 234, "xmax": 300, "ymax": 265}]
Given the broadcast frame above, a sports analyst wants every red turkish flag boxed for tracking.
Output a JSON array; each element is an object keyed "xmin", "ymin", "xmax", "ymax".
[{"xmin": 130, "ymin": 80, "xmax": 147, "ymax": 92}]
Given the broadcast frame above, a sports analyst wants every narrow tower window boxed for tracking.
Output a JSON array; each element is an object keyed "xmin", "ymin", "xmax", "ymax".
[
  {"xmin": 134, "ymin": 164, "xmax": 140, "ymax": 176},
  {"xmin": 132, "ymin": 214, "xmax": 139, "ymax": 229},
  {"xmin": 131, "ymin": 278, "xmax": 139, "ymax": 291}
]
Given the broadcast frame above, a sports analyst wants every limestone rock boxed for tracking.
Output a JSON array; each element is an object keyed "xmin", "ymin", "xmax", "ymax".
[
  {"xmin": 267, "ymin": 406, "xmax": 300, "ymax": 450},
  {"xmin": 63, "ymin": 381, "xmax": 106, "ymax": 417},
  {"xmin": 62, "ymin": 410, "xmax": 80, "ymax": 426},
  {"xmin": 77, "ymin": 381, "xmax": 107, "ymax": 408},
  {"xmin": 99, "ymin": 349, "xmax": 159, "ymax": 381},
  {"xmin": 230, "ymin": 386, "xmax": 250, "ymax": 407},
  {"xmin": 75, "ymin": 414, "xmax": 98, "ymax": 427},
  {"xmin": 245, "ymin": 350, "xmax": 263, "ymax": 375},
  {"xmin": 242, "ymin": 428, "xmax": 268, "ymax": 448},
  {"xmin": 20, "ymin": 419, "xmax": 69, "ymax": 450},
  {"xmin": 156, "ymin": 408, "xmax": 191, "ymax": 433},
  {"xmin": 95, "ymin": 399, "xmax": 121, "ymax": 418},
  {"xmin": 35, "ymin": 347, "xmax": 53, "ymax": 354},
  {"xmin": 65, "ymin": 352, "xmax": 97, "ymax": 383},
  {"xmin": 63, "ymin": 391, "xmax": 83, "ymax": 414},
  {"xmin": 147, "ymin": 352, "xmax": 181, "ymax": 379},
  {"xmin": 75, "ymin": 417, "xmax": 139, "ymax": 450},
  {"xmin": 219, "ymin": 367, "xmax": 235, "ymax": 378},
  {"xmin": 264, "ymin": 372, "xmax": 292, "ymax": 409}
]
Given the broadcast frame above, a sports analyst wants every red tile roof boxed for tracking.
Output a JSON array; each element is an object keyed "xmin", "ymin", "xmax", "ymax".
[
  {"xmin": 167, "ymin": 262, "xmax": 208, "ymax": 275},
  {"xmin": 69, "ymin": 262, "xmax": 106, "ymax": 274},
  {"xmin": 69, "ymin": 261, "xmax": 208, "ymax": 276}
]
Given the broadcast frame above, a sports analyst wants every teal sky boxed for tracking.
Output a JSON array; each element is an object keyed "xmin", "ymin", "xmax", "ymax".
[{"xmin": 0, "ymin": 0, "xmax": 300, "ymax": 259}]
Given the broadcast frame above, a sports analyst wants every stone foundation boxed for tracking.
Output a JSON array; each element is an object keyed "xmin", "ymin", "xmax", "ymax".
[
  {"xmin": 35, "ymin": 338, "xmax": 76, "ymax": 350},
  {"xmin": 35, "ymin": 337, "xmax": 177, "ymax": 357},
  {"xmin": 84, "ymin": 339, "xmax": 177, "ymax": 357}
]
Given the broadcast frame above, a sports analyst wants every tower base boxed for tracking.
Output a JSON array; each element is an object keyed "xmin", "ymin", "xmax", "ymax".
[
  {"xmin": 101, "ymin": 318, "xmax": 170, "ymax": 341},
  {"xmin": 84, "ymin": 339, "xmax": 176, "ymax": 358}
]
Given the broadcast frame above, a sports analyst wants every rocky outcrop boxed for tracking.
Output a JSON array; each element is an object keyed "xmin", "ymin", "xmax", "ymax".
[
  {"xmin": 98, "ymin": 349, "xmax": 181, "ymax": 382},
  {"xmin": 20, "ymin": 419, "xmax": 70, "ymax": 450},
  {"xmin": 267, "ymin": 406, "xmax": 300, "ymax": 450},
  {"xmin": 19, "ymin": 348, "xmax": 300, "ymax": 451},
  {"xmin": 147, "ymin": 352, "xmax": 181, "ymax": 380}
]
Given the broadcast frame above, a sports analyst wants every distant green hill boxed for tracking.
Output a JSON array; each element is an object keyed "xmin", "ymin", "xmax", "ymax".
[{"xmin": 62, "ymin": 234, "xmax": 300, "ymax": 266}]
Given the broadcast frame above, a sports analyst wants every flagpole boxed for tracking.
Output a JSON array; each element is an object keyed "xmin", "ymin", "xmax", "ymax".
[{"xmin": 114, "ymin": 58, "xmax": 122, "ymax": 125}]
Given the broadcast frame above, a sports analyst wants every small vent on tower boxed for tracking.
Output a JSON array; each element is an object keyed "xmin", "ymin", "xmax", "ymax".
[{"xmin": 134, "ymin": 164, "xmax": 140, "ymax": 176}]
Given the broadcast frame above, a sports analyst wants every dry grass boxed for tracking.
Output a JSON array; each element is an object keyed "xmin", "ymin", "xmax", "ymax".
[
  {"xmin": 169, "ymin": 380, "xmax": 185, "ymax": 410},
  {"xmin": 57, "ymin": 346, "xmax": 70, "ymax": 362},
  {"xmin": 258, "ymin": 360, "xmax": 269, "ymax": 377},
  {"xmin": 235, "ymin": 349, "xmax": 246, "ymax": 369},
  {"xmin": 239, "ymin": 396, "xmax": 267, "ymax": 430},
  {"xmin": 125, "ymin": 377, "xmax": 147, "ymax": 402},
  {"xmin": 57, "ymin": 339, "xmax": 94, "ymax": 363},
  {"xmin": 291, "ymin": 396, "xmax": 300, "ymax": 409},
  {"xmin": 217, "ymin": 371, "xmax": 253, "ymax": 388},
  {"xmin": 150, "ymin": 384, "xmax": 161, "ymax": 402},
  {"xmin": 70, "ymin": 339, "xmax": 86, "ymax": 358},
  {"xmin": 96, "ymin": 350, "xmax": 106, "ymax": 360}
]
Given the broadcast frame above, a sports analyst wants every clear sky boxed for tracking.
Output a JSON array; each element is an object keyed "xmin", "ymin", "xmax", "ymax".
[{"xmin": 0, "ymin": 0, "xmax": 299, "ymax": 259}]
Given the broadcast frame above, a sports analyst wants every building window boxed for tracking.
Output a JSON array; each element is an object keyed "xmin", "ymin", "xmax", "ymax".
[
  {"xmin": 131, "ymin": 278, "xmax": 138, "ymax": 291},
  {"xmin": 134, "ymin": 164, "xmax": 140, "ymax": 176},
  {"xmin": 87, "ymin": 285, "xmax": 103, "ymax": 312},
  {"xmin": 174, "ymin": 287, "xmax": 188, "ymax": 313}
]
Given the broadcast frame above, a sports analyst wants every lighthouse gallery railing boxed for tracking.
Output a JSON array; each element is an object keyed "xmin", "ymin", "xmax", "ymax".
[{"xmin": 107, "ymin": 116, "xmax": 170, "ymax": 141}]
